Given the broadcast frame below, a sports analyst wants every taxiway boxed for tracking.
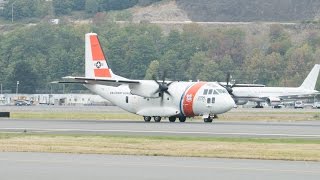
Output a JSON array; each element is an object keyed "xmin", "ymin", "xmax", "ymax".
[
  {"xmin": 0, "ymin": 152, "xmax": 319, "ymax": 180},
  {"xmin": 1, "ymin": 119, "xmax": 319, "ymax": 138}
]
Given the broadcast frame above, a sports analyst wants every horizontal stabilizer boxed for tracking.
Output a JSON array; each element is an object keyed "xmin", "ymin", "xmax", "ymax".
[{"xmin": 51, "ymin": 81, "xmax": 87, "ymax": 84}]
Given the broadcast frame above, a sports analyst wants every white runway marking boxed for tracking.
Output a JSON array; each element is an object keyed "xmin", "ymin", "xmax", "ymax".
[{"xmin": 1, "ymin": 128, "xmax": 320, "ymax": 138}]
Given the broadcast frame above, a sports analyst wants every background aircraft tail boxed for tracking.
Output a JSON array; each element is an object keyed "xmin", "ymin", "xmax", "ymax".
[
  {"xmin": 299, "ymin": 64, "xmax": 320, "ymax": 90},
  {"xmin": 85, "ymin": 33, "xmax": 115, "ymax": 79}
]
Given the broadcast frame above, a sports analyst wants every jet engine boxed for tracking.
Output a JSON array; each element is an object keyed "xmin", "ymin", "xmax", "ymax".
[
  {"xmin": 266, "ymin": 97, "xmax": 281, "ymax": 106},
  {"xmin": 234, "ymin": 99, "xmax": 248, "ymax": 105}
]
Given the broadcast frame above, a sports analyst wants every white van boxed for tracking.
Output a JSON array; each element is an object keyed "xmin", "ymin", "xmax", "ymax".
[
  {"xmin": 313, "ymin": 102, "xmax": 320, "ymax": 109},
  {"xmin": 294, "ymin": 101, "xmax": 304, "ymax": 109}
]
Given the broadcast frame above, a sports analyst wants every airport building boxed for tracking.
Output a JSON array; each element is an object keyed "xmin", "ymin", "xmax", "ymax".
[{"xmin": 0, "ymin": 94, "xmax": 112, "ymax": 106}]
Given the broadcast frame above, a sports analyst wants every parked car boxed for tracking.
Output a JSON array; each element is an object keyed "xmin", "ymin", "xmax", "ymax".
[
  {"xmin": 273, "ymin": 104, "xmax": 285, "ymax": 108},
  {"xmin": 313, "ymin": 102, "xmax": 320, "ymax": 109},
  {"xmin": 15, "ymin": 100, "xmax": 31, "ymax": 106},
  {"xmin": 294, "ymin": 101, "xmax": 304, "ymax": 109}
]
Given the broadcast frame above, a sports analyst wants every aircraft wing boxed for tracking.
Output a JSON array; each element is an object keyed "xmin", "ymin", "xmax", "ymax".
[
  {"xmin": 52, "ymin": 76, "xmax": 140, "ymax": 87},
  {"xmin": 219, "ymin": 82, "xmax": 265, "ymax": 87},
  {"xmin": 277, "ymin": 93, "xmax": 320, "ymax": 100}
]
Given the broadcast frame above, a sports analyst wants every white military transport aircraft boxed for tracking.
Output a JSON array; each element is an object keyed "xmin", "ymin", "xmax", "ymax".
[
  {"xmin": 56, "ymin": 33, "xmax": 235, "ymax": 123},
  {"xmin": 224, "ymin": 64, "xmax": 320, "ymax": 107}
]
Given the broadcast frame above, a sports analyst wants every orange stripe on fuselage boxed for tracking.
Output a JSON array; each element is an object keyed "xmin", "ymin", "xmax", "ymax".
[
  {"xmin": 182, "ymin": 82, "xmax": 206, "ymax": 117},
  {"xmin": 94, "ymin": 69, "xmax": 111, "ymax": 77},
  {"xmin": 90, "ymin": 35, "xmax": 106, "ymax": 61}
]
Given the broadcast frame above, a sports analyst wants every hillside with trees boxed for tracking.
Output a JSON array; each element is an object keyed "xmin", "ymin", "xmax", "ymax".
[
  {"xmin": 176, "ymin": 0, "xmax": 320, "ymax": 22},
  {"xmin": 0, "ymin": 20, "xmax": 319, "ymax": 93},
  {"xmin": 0, "ymin": 0, "xmax": 320, "ymax": 93}
]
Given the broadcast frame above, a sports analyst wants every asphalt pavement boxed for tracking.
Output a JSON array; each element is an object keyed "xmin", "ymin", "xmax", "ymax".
[
  {"xmin": 0, "ymin": 152, "xmax": 319, "ymax": 180},
  {"xmin": 1, "ymin": 119, "xmax": 320, "ymax": 138}
]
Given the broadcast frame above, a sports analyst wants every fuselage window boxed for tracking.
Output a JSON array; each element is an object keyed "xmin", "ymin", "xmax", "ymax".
[
  {"xmin": 126, "ymin": 96, "xmax": 128, "ymax": 103},
  {"xmin": 212, "ymin": 97, "xmax": 215, "ymax": 103},
  {"xmin": 203, "ymin": 89, "xmax": 208, "ymax": 95},
  {"xmin": 207, "ymin": 98, "xmax": 211, "ymax": 103},
  {"xmin": 208, "ymin": 89, "xmax": 213, "ymax": 95}
]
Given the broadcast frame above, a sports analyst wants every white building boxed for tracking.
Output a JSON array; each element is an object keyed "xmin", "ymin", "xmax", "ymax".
[{"xmin": 0, "ymin": 94, "xmax": 112, "ymax": 106}]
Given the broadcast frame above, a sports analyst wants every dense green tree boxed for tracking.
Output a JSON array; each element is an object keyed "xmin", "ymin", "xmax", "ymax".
[
  {"xmin": 85, "ymin": 0, "xmax": 99, "ymax": 14},
  {"xmin": 5, "ymin": 61, "xmax": 39, "ymax": 93},
  {"xmin": 144, "ymin": 60, "xmax": 159, "ymax": 79},
  {"xmin": 1, "ymin": 0, "xmax": 48, "ymax": 20},
  {"xmin": 72, "ymin": 0, "xmax": 86, "ymax": 10},
  {"xmin": 100, "ymin": 0, "xmax": 138, "ymax": 11},
  {"xmin": 53, "ymin": 0, "xmax": 74, "ymax": 16}
]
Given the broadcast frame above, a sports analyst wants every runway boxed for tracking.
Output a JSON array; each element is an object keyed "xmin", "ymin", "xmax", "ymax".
[
  {"xmin": 0, "ymin": 152, "xmax": 319, "ymax": 180},
  {"xmin": 1, "ymin": 119, "xmax": 320, "ymax": 138}
]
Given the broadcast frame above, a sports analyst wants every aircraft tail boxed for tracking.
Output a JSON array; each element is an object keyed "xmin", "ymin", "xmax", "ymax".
[
  {"xmin": 299, "ymin": 64, "xmax": 320, "ymax": 90},
  {"xmin": 85, "ymin": 33, "xmax": 115, "ymax": 79}
]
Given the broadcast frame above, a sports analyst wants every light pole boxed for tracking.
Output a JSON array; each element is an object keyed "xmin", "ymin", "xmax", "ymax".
[
  {"xmin": 16, "ymin": 81, "xmax": 19, "ymax": 95},
  {"xmin": 11, "ymin": 1, "xmax": 16, "ymax": 23}
]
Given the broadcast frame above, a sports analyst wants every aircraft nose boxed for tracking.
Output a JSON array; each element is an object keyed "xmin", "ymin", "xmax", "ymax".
[{"xmin": 226, "ymin": 94, "xmax": 235, "ymax": 110}]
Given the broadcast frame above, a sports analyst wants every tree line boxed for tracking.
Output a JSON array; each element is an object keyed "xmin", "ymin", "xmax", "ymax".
[
  {"xmin": 0, "ymin": 0, "xmax": 161, "ymax": 19},
  {"xmin": 0, "ymin": 21, "xmax": 319, "ymax": 93}
]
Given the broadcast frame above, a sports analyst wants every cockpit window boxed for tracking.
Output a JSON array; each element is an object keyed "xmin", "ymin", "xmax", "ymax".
[
  {"xmin": 216, "ymin": 89, "xmax": 224, "ymax": 94},
  {"xmin": 208, "ymin": 89, "xmax": 213, "ymax": 95},
  {"xmin": 217, "ymin": 89, "xmax": 228, "ymax": 94},
  {"xmin": 203, "ymin": 89, "xmax": 208, "ymax": 95},
  {"xmin": 213, "ymin": 90, "xmax": 218, "ymax": 94}
]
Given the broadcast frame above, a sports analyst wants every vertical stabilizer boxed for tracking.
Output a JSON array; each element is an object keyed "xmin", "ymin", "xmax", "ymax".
[
  {"xmin": 299, "ymin": 64, "xmax": 320, "ymax": 90},
  {"xmin": 85, "ymin": 33, "xmax": 114, "ymax": 78}
]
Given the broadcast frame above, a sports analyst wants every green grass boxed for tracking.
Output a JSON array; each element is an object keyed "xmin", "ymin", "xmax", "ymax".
[
  {"xmin": 0, "ymin": 133, "xmax": 319, "ymax": 161},
  {"xmin": 9, "ymin": 110, "xmax": 320, "ymax": 121},
  {"xmin": 11, "ymin": 112, "xmax": 141, "ymax": 120}
]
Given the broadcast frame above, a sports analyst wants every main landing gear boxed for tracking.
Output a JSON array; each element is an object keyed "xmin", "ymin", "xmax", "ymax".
[
  {"xmin": 143, "ymin": 116, "xmax": 187, "ymax": 123},
  {"xmin": 253, "ymin": 102, "xmax": 264, "ymax": 108},
  {"xmin": 143, "ymin": 116, "xmax": 162, "ymax": 122},
  {"xmin": 203, "ymin": 115, "xmax": 218, "ymax": 123}
]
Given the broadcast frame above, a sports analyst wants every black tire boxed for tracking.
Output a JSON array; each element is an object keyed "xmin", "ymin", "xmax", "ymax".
[
  {"xmin": 169, "ymin": 116, "xmax": 176, "ymax": 122},
  {"xmin": 204, "ymin": 118, "xmax": 213, "ymax": 123},
  {"xmin": 154, "ymin": 116, "xmax": 161, "ymax": 122},
  {"xmin": 144, "ymin": 116, "xmax": 151, "ymax": 122},
  {"xmin": 179, "ymin": 116, "xmax": 186, "ymax": 122}
]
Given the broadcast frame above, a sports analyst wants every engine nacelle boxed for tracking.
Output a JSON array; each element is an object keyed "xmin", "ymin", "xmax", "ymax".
[
  {"xmin": 129, "ymin": 81, "xmax": 160, "ymax": 98},
  {"xmin": 266, "ymin": 97, "xmax": 281, "ymax": 106}
]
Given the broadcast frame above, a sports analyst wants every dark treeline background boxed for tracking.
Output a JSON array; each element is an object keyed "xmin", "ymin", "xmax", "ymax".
[
  {"xmin": 1, "ymin": 0, "xmax": 162, "ymax": 19},
  {"xmin": 0, "ymin": 21, "xmax": 319, "ymax": 93}
]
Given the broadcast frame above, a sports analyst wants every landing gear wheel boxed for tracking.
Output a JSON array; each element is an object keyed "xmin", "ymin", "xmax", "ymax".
[
  {"xmin": 179, "ymin": 116, "xmax": 186, "ymax": 122},
  {"xmin": 204, "ymin": 117, "xmax": 213, "ymax": 123},
  {"xmin": 144, "ymin": 116, "xmax": 151, "ymax": 122},
  {"xmin": 154, "ymin": 116, "xmax": 161, "ymax": 122},
  {"xmin": 169, "ymin": 116, "xmax": 176, "ymax": 122}
]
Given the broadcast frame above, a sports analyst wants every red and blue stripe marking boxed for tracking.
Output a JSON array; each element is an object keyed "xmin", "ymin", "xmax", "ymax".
[{"xmin": 179, "ymin": 82, "xmax": 206, "ymax": 117}]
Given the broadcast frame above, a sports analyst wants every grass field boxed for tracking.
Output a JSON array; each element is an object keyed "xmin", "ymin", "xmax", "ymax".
[
  {"xmin": 1, "ymin": 133, "xmax": 319, "ymax": 161},
  {"xmin": 10, "ymin": 110, "xmax": 320, "ymax": 121}
]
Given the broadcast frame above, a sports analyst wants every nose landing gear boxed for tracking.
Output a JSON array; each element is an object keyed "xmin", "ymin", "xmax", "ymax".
[{"xmin": 203, "ymin": 114, "xmax": 218, "ymax": 123}]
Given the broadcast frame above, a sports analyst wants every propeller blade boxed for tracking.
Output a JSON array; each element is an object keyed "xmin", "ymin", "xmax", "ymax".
[
  {"xmin": 226, "ymin": 72, "xmax": 230, "ymax": 86},
  {"xmin": 167, "ymin": 81, "xmax": 174, "ymax": 86},
  {"xmin": 165, "ymin": 90, "xmax": 171, "ymax": 96}
]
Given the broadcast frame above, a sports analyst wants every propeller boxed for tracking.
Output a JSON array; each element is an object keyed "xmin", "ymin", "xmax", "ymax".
[
  {"xmin": 219, "ymin": 73, "xmax": 236, "ymax": 96},
  {"xmin": 152, "ymin": 71, "xmax": 174, "ymax": 105}
]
